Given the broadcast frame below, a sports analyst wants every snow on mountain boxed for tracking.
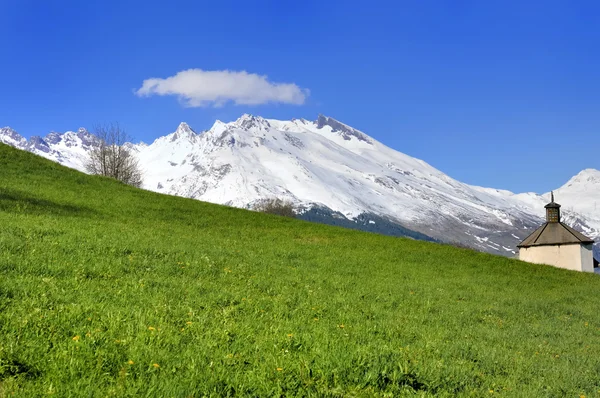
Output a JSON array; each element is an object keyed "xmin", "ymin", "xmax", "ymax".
[
  {"xmin": 133, "ymin": 114, "xmax": 598, "ymax": 253},
  {"xmin": 2, "ymin": 116, "xmax": 599, "ymax": 255},
  {"xmin": 0, "ymin": 127, "xmax": 27, "ymax": 148},
  {"xmin": 551, "ymin": 169, "xmax": 600, "ymax": 220},
  {"xmin": 0, "ymin": 126, "xmax": 96, "ymax": 172}
]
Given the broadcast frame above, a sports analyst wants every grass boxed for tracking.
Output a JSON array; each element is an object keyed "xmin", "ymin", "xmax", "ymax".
[{"xmin": 1, "ymin": 142, "xmax": 600, "ymax": 397}]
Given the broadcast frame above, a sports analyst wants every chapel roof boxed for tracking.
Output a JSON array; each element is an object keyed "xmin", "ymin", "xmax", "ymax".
[{"xmin": 518, "ymin": 222, "xmax": 595, "ymax": 248}]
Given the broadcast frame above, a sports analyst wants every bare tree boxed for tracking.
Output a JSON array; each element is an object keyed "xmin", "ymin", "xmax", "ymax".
[
  {"xmin": 253, "ymin": 198, "xmax": 296, "ymax": 218},
  {"xmin": 85, "ymin": 123, "xmax": 143, "ymax": 188}
]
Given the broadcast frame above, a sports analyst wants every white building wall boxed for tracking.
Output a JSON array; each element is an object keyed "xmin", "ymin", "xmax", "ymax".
[
  {"xmin": 581, "ymin": 244, "xmax": 594, "ymax": 273},
  {"xmin": 519, "ymin": 244, "xmax": 593, "ymax": 272}
]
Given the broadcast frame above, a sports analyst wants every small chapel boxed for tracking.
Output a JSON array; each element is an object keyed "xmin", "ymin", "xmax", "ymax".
[{"xmin": 518, "ymin": 193, "xmax": 595, "ymax": 272}]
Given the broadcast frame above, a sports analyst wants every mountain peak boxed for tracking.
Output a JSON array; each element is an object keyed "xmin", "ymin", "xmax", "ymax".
[
  {"xmin": 577, "ymin": 168, "xmax": 600, "ymax": 177},
  {"xmin": 209, "ymin": 120, "xmax": 228, "ymax": 136},
  {"xmin": 0, "ymin": 126, "xmax": 27, "ymax": 147},
  {"xmin": 0, "ymin": 126, "xmax": 21, "ymax": 139},
  {"xmin": 236, "ymin": 113, "xmax": 254, "ymax": 122},
  {"xmin": 44, "ymin": 131, "xmax": 64, "ymax": 145},
  {"xmin": 233, "ymin": 114, "xmax": 271, "ymax": 130},
  {"xmin": 565, "ymin": 168, "xmax": 600, "ymax": 186},
  {"xmin": 176, "ymin": 122, "xmax": 195, "ymax": 134},
  {"xmin": 169, "ymin": 122, "xmax": 197, "ymax": 142},
  {"xmin": 1, "ymin": 126, "xmax": 17, "ymax": 133}
]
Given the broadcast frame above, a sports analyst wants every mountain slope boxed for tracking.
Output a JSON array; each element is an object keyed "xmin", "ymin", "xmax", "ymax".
[
  {"xmin": 2, "ymin": 142, "xmax": 600, "ymax": 396},
  {"xmin": 2, "ymin": 115, "xmax": 599, "ymax": 255}
]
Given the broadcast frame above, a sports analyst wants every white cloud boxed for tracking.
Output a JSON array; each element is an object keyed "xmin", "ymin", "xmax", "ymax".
[{"xmin": 135, "ymin": 69, "xmax": 309, "ymax": 107}]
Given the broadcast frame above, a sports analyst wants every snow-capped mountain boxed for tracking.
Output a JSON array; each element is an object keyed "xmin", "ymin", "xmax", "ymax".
[
  {"xmin": 0, "ymin": 126, "xmax": 96, "ymax": 171},
  {"xmin": 2, "ymin": 115, "xmax": 599, "ymax": 255}
]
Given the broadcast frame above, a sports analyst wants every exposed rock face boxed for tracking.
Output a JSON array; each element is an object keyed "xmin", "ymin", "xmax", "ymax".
[{"xmin": 316, "ymin": 114, "xmax": 372, "ymax": 143}]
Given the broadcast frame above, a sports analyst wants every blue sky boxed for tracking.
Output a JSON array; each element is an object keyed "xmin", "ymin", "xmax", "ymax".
[{"xmin": 1, "ymin": 0, "xmax": 598, "ymax": 193}]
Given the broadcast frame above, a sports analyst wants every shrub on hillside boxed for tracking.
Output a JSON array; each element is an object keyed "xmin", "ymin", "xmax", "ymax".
[
  {"xmin": 85, "ymin": 123, "xmax": 143, "ymax": 188},
  {"xmin": 253, "ymin": 198, "xmax": 296, "ymax": 218}
]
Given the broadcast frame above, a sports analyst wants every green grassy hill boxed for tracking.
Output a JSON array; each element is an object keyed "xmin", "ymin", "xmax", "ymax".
[{"xmin": 1, "ymin": 143, "xmax": 599, "ymax": 397}]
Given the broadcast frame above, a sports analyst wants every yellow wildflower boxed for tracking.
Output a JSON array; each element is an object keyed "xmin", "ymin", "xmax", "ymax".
[
  {"xmin": 153, "ymin": 363, "xmax": 160, "ymax": 368},
  {"xmin": 186, "ymin": 321, "xmax": 192, "ymax": 325},
  {"xmin": 276, "ymin": 367, "xmax": 283, "ymax": 371},
  {"xmin": 72, "ymin": 335, "xmax": 80, "ymax": 341},
  {"xmin": 127, "ymin": 360, "xmax": 134, "ymax": 365},
  {"xmin": 148, "ymin": 326, "xmax": 155, "ymax": 331}
]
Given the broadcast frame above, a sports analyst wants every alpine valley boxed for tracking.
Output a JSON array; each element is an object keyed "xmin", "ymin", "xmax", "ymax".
[{"xmin": 2, "ymin": 114, "xmax": 599, "ymax": 257}]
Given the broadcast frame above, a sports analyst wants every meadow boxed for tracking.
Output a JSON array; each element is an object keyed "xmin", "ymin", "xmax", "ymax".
[{"xmin": 1, "ymin": 142, "xmax": 600, "ymax": 397}]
